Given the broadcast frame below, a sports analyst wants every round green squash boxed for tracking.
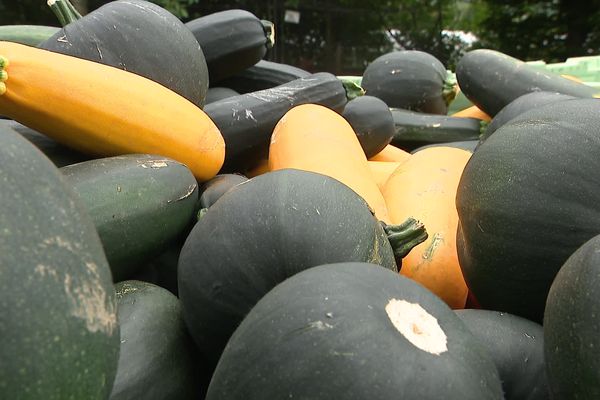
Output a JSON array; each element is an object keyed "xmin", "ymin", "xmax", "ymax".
[
  {"xmin": 110, "ymin": 280, "xmax": 206, "ymax": 400},
  {"xmin": 455, "ymin": 309, "xmax": 549, "ymax": 400},
  {"xmin": 40, "ymin": 0, "xmax": 209, "ymax": 108},
  {"xmin": 178, "ymin": 169, "xmax": 424, "ymax": 366},
  {"xmin": 206, "ymin": 262, "xmax": 504, "ymax": 399},
  {"xmin": 0, "ymin": 126, "xmax": 119, "ymax": 398},
  {"xmin": 456, "ymin": 98, "xmax": 600, "ymax": 322},
  {"xmin": 544, "ymin": 233, "xmax": 600, "ymax": 399}
]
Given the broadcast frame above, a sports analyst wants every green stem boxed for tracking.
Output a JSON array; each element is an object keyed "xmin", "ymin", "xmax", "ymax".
[
  {"xmin": 47, "ymin": 0, "xmax": 82, "ymax": 27},
  {"xmin": 338, "ymin": 76, "xmax": 365, "ymax": 101},
  {"xmin": 0, "ymin": 55, "xmax": 8, "ymax": 95},
  {"xmin": 443, "ymin": 70, "xmax": 458, "ymax": 107},
  {"xmin": 261, "ymin": 20, "xmax": 275, "ymax": 50},
  {"xmin": 381, "ymin": 217, "xmax": 428, "ymax": 262},
  {"xmin": 197, "ymin": 207, "xmax": 209, "ymax": 221}
]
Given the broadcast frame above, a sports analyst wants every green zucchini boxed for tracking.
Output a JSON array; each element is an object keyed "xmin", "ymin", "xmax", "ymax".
[
  {"xmin": 216, "ymin": 60, "xmax": 311, "ymax": 93},
  {"xmin": 0, "ymin": 24, "xmax": 59, "ymax": 46},
  {"xmin": 390, "ymin": 108, "xmax": 482, "ymax": 151},
  {"xmin": 185, "ymin": 9, "xmax": 274, "ymax": 84},
  {"xmin": 456, "ymin": 49, "xmax": 600, "ymax": 117},
  {"xmin": 204, "ymin": 72, "xmax": 349, "ymax": 173},
  {"xmin": 60, "ymin": 154, "xmax": 199, "ymax": 282}
]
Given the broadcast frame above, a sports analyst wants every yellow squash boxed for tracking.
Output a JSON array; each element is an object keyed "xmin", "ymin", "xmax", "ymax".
[{"xmin": 0, "ymin": 41, "xmax": 224, "ymax": 181}]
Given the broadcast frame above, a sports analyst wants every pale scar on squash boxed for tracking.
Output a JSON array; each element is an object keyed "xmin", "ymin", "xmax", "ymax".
[{"xmin": 385, "ymin": 298, "xmax": 448, "ymax": 355}]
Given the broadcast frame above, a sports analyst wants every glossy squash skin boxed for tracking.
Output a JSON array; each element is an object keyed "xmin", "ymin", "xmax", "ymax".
[
  {"xmin": 383, "ymin": 146, "xmax": 472, "ymax": 309},
  {"xmin": 41, "ymin": 0, "xmax": 209, "ymax": 108},
  {"xmin": 206, "ymin": 262, "xmax": 504, "ymax": 400},
  {"xmin": 0, "ymin": 41, "xmax": 225, "ymax": 182},
  {"xmin": 268, "ymin": 103, "xmax": 390, "ymax": 222},
  {"xmin": 456, "ymin": 98, "xmax": 600, "ymax": 322},
  {"xmin": 368, "ymin": 143, "xmax": 411, "ymax": 162},
  {"xmin": 544, "ymin": 234, "xmax": 600, "ymax": 399},
  {"xmin": 178, "ymin": 169, "xmax": 399, "ymax": 366}
]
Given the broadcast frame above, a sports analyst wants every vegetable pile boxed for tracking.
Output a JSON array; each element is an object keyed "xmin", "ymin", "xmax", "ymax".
[{"xmin": 2, "ymin": 1, "xmax": 600, "ymax": 398}]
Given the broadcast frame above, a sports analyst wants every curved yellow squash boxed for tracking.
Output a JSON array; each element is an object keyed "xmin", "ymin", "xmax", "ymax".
[{"xmin": 0, "ymin": 41, "xmax": 224, "ymax": 181}]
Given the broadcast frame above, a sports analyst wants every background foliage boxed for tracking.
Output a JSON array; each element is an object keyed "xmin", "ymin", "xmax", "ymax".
[{"xmin": 2, "ymin": 0, "xmax": 600, "ymax": 74}]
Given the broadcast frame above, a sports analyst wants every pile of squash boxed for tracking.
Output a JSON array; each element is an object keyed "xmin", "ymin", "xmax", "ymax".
[{"xmin": 2, "ymin": 0, "xmax": 600, "ymax": 398}]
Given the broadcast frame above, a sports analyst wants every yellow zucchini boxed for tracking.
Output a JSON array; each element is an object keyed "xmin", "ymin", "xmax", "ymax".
[{"xmin": 0, "ymin": 41, "xmax": 224, "ymax": 181}]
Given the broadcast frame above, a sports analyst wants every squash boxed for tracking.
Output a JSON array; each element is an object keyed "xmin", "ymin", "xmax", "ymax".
[
  {"xmin": 455, "ymin": 48, "xmax": 600, "ymax": 117},
  {"xmin": 1, "ymin": 118, "xmax": 91, "ymax": 167},
  {"xmin": 368, "ymin": 160, "xmax": 402, "ymax": 191},
  {"xmin": 390, "ymin": 108, "xmax": 482, "ymax": 152},
  {"xmin": 456, "ymin": 309, "xmax": 550, "ymax": 400},
  {"xmin": 178, "ymin": 169, "xmax": 427, "ymax": 366},
  {"xmin": 0, "ymin": 41, "xmax": 225, "ymax": 182},
  {"xmin": 206, "ymin": 262, "xmax": 504, "ymax": 399},
  {"xmin": 205, "ymin": 72, "xmax": 348, "ymax": 174},
  {"xmin": 341, "ymin": 95, "xmax": 395, "ymax": 158},
  {"xmin": 451, "ymin": 105, "xmax": 491, "ymax": 122},
  {"xmin": 479, "ymin": 91, "xmax": 575, "ymax": 145},
  {"xmin": 0, "ymin": 24, "xmax": 59, "ymax": 46},
  {"xmin": 217, "ymin": 59, "xmax": 311, "ymax": 93},
  {"xmin": 411, "ymin": 140, "xmax": 478, "ymax": 154},
  {"xmin": 269, "ymin": 103, "xmax": 390, "ymax": 222},
  {"xmin": 0, "ymin": 126, "xmax": 119, "ymax": 398},
  {"xmin": 456, "ymin": 98, "xmax": 600, "ymax": 322},
  {"xmin": 544, "ymin": 234, "xmax": 600, "ymax": 399},
  {"xmin": 60, "ymin": 154, "xmax": 199, "ymax": 282},
  {"xmin": 383, "ymin": 146, "xmax": 472, "ymax": 309},
  {"xmin": 111, "ymin": 280, "xmax": 206, "ymax": 399},
  {"xmin": 205, "ymin": 87, "xmax": 240, "ymax": 104},
  {"xmin": 368, "ymin": 143, "xmax": 411, "ymax": 162},
  {"xmin": 198, "ymin": 173, "xmax": 248, "ymax": 209},
  {"xmin": 361, "ymin": 50, "xmax": 453, "ymax": 114},
  {"xmin": 42, "ymin": 0, "xmax": 209, "ymax": 108},
  {"xmin": 185, "ymin": 9, "xmax": 274, "ymax": 84}
]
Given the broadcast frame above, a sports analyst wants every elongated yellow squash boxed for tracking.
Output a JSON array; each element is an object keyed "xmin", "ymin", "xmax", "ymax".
[{"xmin": 0, "ymin": 41, "xmax": 224, "ymax": 181}]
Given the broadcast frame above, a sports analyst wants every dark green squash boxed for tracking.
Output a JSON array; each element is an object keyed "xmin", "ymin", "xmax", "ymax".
[
  {"xmin": 40, "ymin": 0, "xmax": 209, "ymax": 108},
  {"xmin": 390, "ymin": 108, "xmax": 481, "ymax": 151},
  {"xmin": 361, "ymin": 50, "xmax": 454, "ymax": 114},
  {"xmin": 544, "ymin": 234, "xmax": 600, "ymax": 399},
  {"xmin": 185, "ymin": 9, "xmax": 274, "ymax": 84},
  {"xmin": 205, "ymin": 87, "xmax": 240, "ymax": 104},
  {"xmin": 216, "ymin": 59, "xmax": 311, "ymax": 93},
  {"xmin": 60, "ymin": 154, "xmax": 199, "ymax": 282},
  {"xmin": 0, "ymin": 127, "xmax": 119, "ymax": 398},
  {"xmin": 207, "ymin": 262, "xmax": 504, "ymax": 400},
  {"xmin": 110, "ymin": 280, "xmax": 206, "ymax": 400},
  {"xmin": 456, "ymin": 98, "xmax": 600, "ymax": 322},
  {"xmin": 479, "ymin": 91, "xmax": 576, "ymax": 145},
  {"xmin": 1, "ymin": 118, "xmax": 91, "ymax": 167},
  {"xmin": 0, "ymin": 24, "xmax": 59, "ymax": 46},
  {"xmin": 455, "ymin": 309, "xmax": 550, "ymax": 400},
  {"xmin": 455, "ymin": 49, "xmax": 600, "ymax": 117},
  {"xmin": 178, "ymin": 169, "xmax": 427, "ymax": 366},
  {"xmin": 341, "ymin": 95, "xmax": 394, "ymax": 158},
  {"xmin": 198, "ymin": 173, "xmax": 248, "ymax": 209},
  {"xmin": 204, "ymin": 72, "xmax": 349, "ymax": 173}
]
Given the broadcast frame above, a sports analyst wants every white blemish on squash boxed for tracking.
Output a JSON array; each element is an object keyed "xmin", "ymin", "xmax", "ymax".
[
  {"xmin": 385, "ymin": 298, "xmax": 448, "ymax": 355},
  {"xmin": 64, "ymin": 263, "xmax": 117, "ymax": 335},
  {"xmin": 34, "ymin": 264, "xmax": 59, "ymax": 280},
  {"xmin": 308, "ymin": 320, "xmax": 333, "ymax": 330}
]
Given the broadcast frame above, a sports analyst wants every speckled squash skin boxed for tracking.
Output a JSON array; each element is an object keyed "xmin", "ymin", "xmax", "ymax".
[{"xmin": 0, "ymin": 129, "xmax": 119, "ymax": 399}]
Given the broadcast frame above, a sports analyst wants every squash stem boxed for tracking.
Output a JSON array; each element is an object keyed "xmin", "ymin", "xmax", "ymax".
[
  {"xmin": 47, "ymin": 0, "xmax": 82, "ymax": 27},
  {"xmin": 382, "ymin": 217, "xmax": 428, "ymax": 260},
  {"xmin": 338, "ymin": 76, "xmax": 365, "ymax": 101},
  {"xmin": 262, "ymin": 20, "xmax": 275, "ymax": 50},
  {"xmin": 443, "ymin": 71, "xmax": 458, "ymax": 106},
  {"xmin": 0, "ymin": 55, "xmax": 7, "ymax": 95}
]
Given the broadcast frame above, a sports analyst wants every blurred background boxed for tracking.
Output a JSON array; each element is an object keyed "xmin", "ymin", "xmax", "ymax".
[{"xmin": 2, "ymin": 0, "xmax": 600, "ymax": 74}]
